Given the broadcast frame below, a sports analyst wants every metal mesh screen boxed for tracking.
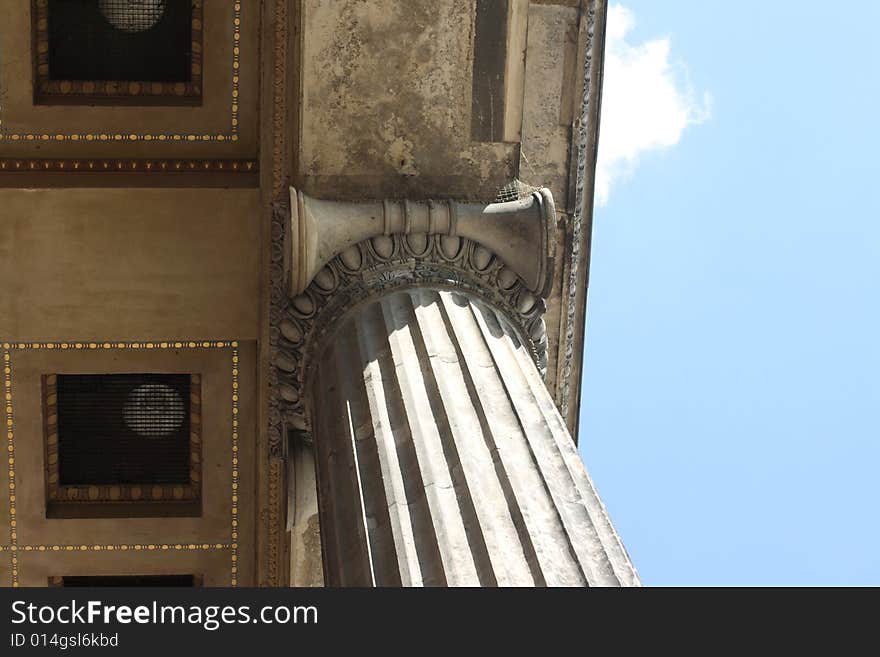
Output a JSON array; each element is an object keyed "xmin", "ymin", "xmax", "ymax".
[
  {"xmin": 62, "ymin": 575, "xmax": 195, "ymax": 587},
  {"xmin": 495, "ymin": 179, "xmax": 540, "ymax": 203},
  {"xmin": 56, "ymin": 374, "xmax": 192, "ymax": 486},
  {"xmin": 47, "ymin": 0, "xmax": 192, "ymax": 82},
  {"xmin": 98, "ymin": 0, "xmax": 167, "ymax": 33}
]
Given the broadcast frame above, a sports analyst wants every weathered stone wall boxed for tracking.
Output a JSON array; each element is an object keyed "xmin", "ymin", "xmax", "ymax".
[{"xmin": 298, "ymin": 0, "xmax": 518, "ymax": 200}]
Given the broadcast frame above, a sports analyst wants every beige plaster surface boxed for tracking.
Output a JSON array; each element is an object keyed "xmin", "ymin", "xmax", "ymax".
[{"xmin": 0, "ymin": 189, "xmax": 260, "ymax": 341}]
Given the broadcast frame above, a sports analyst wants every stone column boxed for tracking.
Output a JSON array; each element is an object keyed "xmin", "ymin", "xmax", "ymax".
[{"xmin": 309, "ymin": 287, "xmax": 640, "ymax": 587}]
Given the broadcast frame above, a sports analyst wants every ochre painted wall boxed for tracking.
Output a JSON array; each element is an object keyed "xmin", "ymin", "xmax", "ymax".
[
  {"xmin": 0, "ymin": 189, "xmax": 260, "ymax": 341},
  {"xmin": 0, "ymin": 188, "xmax": 260, "ymax": 586}
]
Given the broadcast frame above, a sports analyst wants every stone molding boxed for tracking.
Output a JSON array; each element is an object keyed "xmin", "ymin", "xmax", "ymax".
[{"xmin": 558, "ymin": 0, "xmax": 602, "ymax": 421}]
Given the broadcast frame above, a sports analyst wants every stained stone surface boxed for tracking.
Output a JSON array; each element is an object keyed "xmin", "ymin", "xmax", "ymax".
[{"xmin": 299, "ymin": 0, "xmax": 518, "ymax": 200}]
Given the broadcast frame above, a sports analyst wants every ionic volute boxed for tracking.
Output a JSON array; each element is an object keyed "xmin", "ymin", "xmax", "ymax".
[{"xmin": 285, "ymin": 187, "xmax": 557, "ymax": 299}]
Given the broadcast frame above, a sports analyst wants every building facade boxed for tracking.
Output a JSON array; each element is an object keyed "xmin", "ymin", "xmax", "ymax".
[{"xmin": 0, "ymin": 0, "xmax": 638, "ymax": 587}]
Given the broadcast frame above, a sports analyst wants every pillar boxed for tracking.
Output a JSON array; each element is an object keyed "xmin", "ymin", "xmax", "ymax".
[{"xmin": 310, "ymin": 287, "xmax": 640, "ymax": 587}]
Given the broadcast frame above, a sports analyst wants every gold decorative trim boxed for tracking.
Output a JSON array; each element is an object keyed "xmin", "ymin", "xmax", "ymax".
[
  {"xmin": 43, "ymin": 374, "xmax": 202, "ymax": 506},
  {"xmin": 4, "ymin": 341, "xmax": 236, "ymax": 351},
  {"xmin": 32, "ymin": 0, "xmax": 204, "ymax": 103},
  {"xmin": 23, "ymin": 543, "xmax": 229, "ymax": 552},
  {"xmin": 0, "ymin": 159, "xmax": 257, "ymax": 173},
  {"xmin": 0, "ymin": 0, "xmax": 242, "ymax": 142},
  {"xmin": 1, "ymin": 340, "xmax": 241, "ymax": 587},
  {"xmin": 230, "ymin": 346, "xmax": 239, "ymax": 586},
  {"xmin": 3, "ymin": 347, "xmax": 19, "ymax": 586}
]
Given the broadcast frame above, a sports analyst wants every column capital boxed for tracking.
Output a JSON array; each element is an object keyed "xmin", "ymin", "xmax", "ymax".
[
  {"xmin": 271, "ymin": 202, "xmax": 553, "ymax": 435},
  {"xmin": 284, "ymin": 187, "xmax": 557, "ymax": 298}
]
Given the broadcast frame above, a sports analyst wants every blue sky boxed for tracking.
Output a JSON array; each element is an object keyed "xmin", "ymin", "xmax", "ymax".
[{"xmin": 578, "ymin": 1, "xmax": 880, "ymax": 585}]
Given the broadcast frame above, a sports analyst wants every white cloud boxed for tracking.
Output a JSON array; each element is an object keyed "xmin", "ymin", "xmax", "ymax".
[{"xmin": 595, "ymin": 4, "xmax": 712, "ymax": 205}]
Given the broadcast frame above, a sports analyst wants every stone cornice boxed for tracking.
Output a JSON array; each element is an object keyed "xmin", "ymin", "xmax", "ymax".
[{"xmin": 557, "ymin": 0, "xmax": 606, "ymax": 430}]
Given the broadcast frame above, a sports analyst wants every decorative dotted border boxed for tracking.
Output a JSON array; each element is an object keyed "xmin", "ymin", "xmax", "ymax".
[
  {"xmin": 1, "ymin": 340, "xmax": 241, "ymax": 588},
  {"xmin": 4, "ymin": 341, "xmax": 236, "ymax": 351},
  {"xmin": 22, "ymin": 543, "xmax": 229, "ymax": 553},
  {"xmin": 0, "ymin": 1, "xmax": 242, "ymax": 143},
  {"xmin": 231, "ymin": 347, "xmax": 239, "ymax": 586},
  {"xmin": 0, "ymin": 159, "xmax": 257, "ymax": 173},
  {"xmin": 3, "ymin": 346, "xmax": 19, "ymax": 586}
]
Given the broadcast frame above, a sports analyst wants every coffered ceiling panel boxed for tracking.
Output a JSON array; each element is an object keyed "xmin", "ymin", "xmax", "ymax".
[{"xmin": 0, "ymin": 0, "xmax": 258, "ymax": 160}]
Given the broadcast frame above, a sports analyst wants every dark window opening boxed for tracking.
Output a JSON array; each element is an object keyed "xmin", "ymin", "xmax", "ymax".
[
  {"xmin": 46, "ymin": 0, "xmax": 193, "ymax": 83},
  {"xmin": 44, "ymin": 372, "xmax": 201, "ymax": 518},
  {"xmin": 60, "ymin": 575, "xmax": 197, "ymax": 587},
  {"xmin": 33, "ymin": 0, "xmax": 203, "ymax": 105},
  {"xmin": 56, "ymin": 373, "xmax": 192, "ymax": 486}
]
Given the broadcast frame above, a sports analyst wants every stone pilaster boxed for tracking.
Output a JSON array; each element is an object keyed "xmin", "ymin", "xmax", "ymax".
[{"xmin": 309, "ymin": 287, "xmax": 639, "ymax": 586}]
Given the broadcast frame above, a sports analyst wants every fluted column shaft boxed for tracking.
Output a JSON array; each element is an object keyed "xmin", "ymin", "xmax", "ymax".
[{"xmin": 311, "ymin": 288, "xmax": 640, "ymax": 587}]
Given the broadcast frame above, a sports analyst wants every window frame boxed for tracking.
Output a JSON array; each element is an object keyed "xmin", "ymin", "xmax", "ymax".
[
  {"xmin": 43, "ymin": 372, "xmax": 202, "ymax": 518},
  {"xmin": 31, "ymin": 0, "xmax": 204, "ymax": 106}
]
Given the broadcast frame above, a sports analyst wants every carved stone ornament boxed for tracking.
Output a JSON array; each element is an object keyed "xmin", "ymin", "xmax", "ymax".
[{"xmin": 269, "ymin": 187, "xmax": 558, "ymax": 445}]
